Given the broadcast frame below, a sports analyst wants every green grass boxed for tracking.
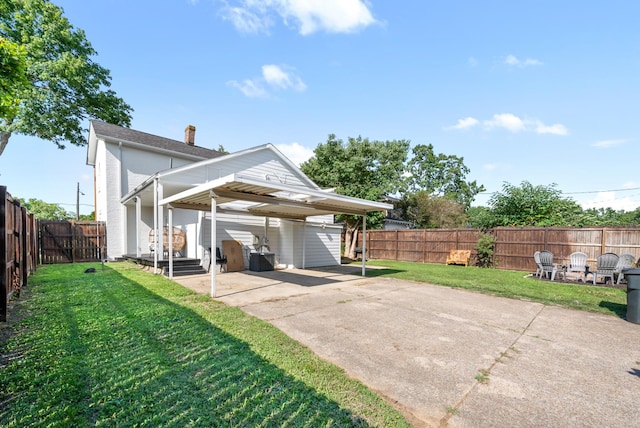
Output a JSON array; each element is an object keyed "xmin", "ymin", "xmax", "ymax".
[
  {"xmin": 0, "ymin": 262, "xmax": 410, "ymax": 427},
  {"xmin": 363, "ymin": 260, "xmax": 627, "ymax": 317}
]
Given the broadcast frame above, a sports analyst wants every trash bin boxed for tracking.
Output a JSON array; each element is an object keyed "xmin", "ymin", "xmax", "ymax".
[{"xmin": 622, "ymin": 268, "xmax": 640, "ymax": 324}]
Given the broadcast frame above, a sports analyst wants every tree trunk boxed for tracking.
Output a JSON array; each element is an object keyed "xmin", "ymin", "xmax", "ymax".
[
  {"xmin": 348, "ymin": 229, "xmax": 359, "ymax": 258},
  {"xmin": 345, "ymin": 217, "xmax": 361, "ymax": 259},
  {"xmin": 344, "ymin": 228, "xmax": 352, "ymax": 257},
  {"xmin": 0, "ymin": 131, "xmax": 12, "ymax": 157}
]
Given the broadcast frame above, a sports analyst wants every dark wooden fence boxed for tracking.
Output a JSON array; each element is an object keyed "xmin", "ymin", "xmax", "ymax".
[
  {"xmin": 39, "ymin": 220, "xmax": 106, "ymax": 264},
  {"xmin": 363, "ymin": 227, "xmax": 640, "ymax": 272},
  {"xmin": 1, "ymin": 186, "xmax": 38, "ymax": 322}
]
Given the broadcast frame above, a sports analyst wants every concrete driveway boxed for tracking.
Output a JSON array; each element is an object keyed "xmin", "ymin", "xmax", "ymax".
[{"xmin": 175, "ymin": 266, "xmax": 640, "ymax": 427}]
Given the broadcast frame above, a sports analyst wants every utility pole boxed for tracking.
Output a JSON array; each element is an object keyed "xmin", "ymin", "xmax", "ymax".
[{"xmin": 76, "ymin": 182, "xmax": 84, "ymax": 220}]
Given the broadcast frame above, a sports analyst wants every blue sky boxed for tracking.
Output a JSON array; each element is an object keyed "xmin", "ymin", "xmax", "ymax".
[{"xmin": 2, "ymin": 0, "xmax": 639, "ymax": 215}]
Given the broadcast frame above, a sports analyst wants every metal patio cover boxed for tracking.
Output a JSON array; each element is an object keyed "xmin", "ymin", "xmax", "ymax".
[{"xmin": 158, "ymin": 173, "xmax": 392, "ymax": 218}]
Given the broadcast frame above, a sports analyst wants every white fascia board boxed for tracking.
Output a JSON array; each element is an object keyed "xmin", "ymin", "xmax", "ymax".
[
  {"xmin": 233, "ymin": 175, "xmax": 393, "ymax": 211},
  {"xmin": 159, "ymin": 174, "xmax": 236, "ymax": 206},
  {"xmin": 121, "ymin": 174, "xmax": 158, "ymax": 204}
]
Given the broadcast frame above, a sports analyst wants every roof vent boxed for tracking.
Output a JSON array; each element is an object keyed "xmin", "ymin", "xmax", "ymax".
[{"xmin": 184, "ymin": 125, "xmax": 196, "ymax": 145}]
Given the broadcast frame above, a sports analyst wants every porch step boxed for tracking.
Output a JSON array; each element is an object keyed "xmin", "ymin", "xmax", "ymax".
[{"xmin": 161, "ymin": 260, "xmax": 207, "ymax": 276}]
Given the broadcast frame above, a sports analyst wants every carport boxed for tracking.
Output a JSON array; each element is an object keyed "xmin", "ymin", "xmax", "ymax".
[{"xmin": 158, "ymin": 173, "xmax": 392, "ymax": 297}]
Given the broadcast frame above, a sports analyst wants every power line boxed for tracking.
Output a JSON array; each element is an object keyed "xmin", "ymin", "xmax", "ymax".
[
  {"xmin": 478, "ymin": 187, "xmax": 640, "ymax": 196},
  {"xmin": 562, "ymin": 187, "xmax": 640, "ymax": 195}
]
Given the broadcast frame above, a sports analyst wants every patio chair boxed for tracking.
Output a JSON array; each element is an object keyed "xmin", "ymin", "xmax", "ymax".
[
  {"xmin": 592, "ymin": 252, "xmax": 619, "ymax": 285},
  {"xmin": 533, "ymin": 251, "xmax": 543, "ymax": 278},
  {"xmin": 216, "ymin": 247, "xmax": 228, "ymax": 273},
  {"xmin": 567, "ymin": 252, "xmax": 588, "ymax": 282},
  {"xmin": 614, "ymin": 253, "xmax": 636, "ymax": 284},
  {"xmin": 539, "ymin": 250, "xmax": 561, "ymax": 281}
]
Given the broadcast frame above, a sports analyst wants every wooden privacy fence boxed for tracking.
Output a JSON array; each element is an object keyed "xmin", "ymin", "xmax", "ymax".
[
  {"xmin": 39, "ymin": 220, "xmax": 106, "ymax": 264},
  {"xmin": 1, "ymin": 186, "xmax": 38, "ymax": 322},
  {"xmin": 363, "ymin": 227, "xmax": 640, "ymax": 272}
]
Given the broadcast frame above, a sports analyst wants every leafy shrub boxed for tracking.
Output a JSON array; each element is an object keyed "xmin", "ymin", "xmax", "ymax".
[{"xmin": 475, "ymin": 232, "xmax": 496, "ymax": 268}]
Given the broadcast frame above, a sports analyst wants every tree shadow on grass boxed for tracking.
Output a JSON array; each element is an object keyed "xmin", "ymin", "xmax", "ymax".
[
  {"xmin": 598, "ymin": 300, "xmax": 627, "ymax": 319},
  {"xmin": 363, "ymin": 268, "xmax": 405, "ymax": 278},
  {"xmin": 0, "ymin": 264, "xmax": 378, "ymax": 427}
]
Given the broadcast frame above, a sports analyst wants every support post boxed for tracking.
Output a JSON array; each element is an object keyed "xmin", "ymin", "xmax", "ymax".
[
  {"xmin": 302, "ymin": 219, "xmax": 307, "ymax": 269},
  {"xmin": 153, "ymin": 178, "xmax": 158, "ymax": 273},
  {"xmin": 210, "ymin": 192, "xmax": 217, "ymax": 297},
  {"xmin": 168, "ymin": 206, "xmax": 173, "ymax": 279},
  {"xmin": 135, "ymin": 196, "xmax": 141, "ymax": 257},
  {"xmin": 361, "ymin": 212, "xmax": 367, "ymax": 276}
]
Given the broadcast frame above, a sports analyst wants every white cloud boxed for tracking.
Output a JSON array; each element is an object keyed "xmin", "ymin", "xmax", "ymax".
[
  {"xmin": 448, "ymin": 113, "xmax": 568, "ymax": 136},
  {"xmin": 228, "ymin": 64, "xmax": 306, "ymax": 97},
  {"xmin": 274, "ymin": 142, "xmax": 315, "ymax": 166},
  {"xmin": 468, "ymin": 57, "xmax": 478, "ymax": 67},
  {"xmin": 581, "ymin": 191, "xmax": 640, "ymax": 211},
  {"xmin": 446, "ymin": 117, "xmax": 479, "ymax": 130},
  {"xmin": 592, "ymin": 138, "xmax": 629, "ymax": 148},
  {"xmin": 483, "ymin": 163, "xmax": 499, "ymax": 171},
  {"xmin": 535, "ymin": 121, "xmax": 569, "ymax": 136},
  {"xmin": 226, "ymin": 78, "xmax": 269, "ymax": 98},
  {"xmin": 505, "ymin": 54, "xmax": 543, "ymax": 68},
  {"xmin": 262, "ymin": 64, "xmax": 306, "ymax": 91},
  {"xmin": 484, "ymin": 113, "xmax": 526, "ymax": 133},
  {"xmin": 219, "ymin": 0, "xmax": 377, "ymax": 35}
]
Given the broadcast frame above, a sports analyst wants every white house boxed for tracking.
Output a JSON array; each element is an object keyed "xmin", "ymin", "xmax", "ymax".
[{"xmin": 86, "ymin": 121, "xmax": 391, "ymax": 291}]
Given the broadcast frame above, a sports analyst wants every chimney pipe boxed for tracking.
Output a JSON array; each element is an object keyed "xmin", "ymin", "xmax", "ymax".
[{"xmin": 184, "ymin": 125, "xmax": 196, "ymax": 146}]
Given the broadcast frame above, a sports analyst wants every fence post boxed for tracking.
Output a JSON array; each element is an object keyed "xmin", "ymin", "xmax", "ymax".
[
  {"xmin": 601, "ymin": 228, "xmax": 607, "ymax": 254},
  {"xmin": 1, "ymin": 186, "xmax": 7, "ymax": 322},
  {"xmin": 422, "ymin": 229, "xmax": 427, "ymax": 263},
  {"xmin": 395, "ymin": 230, "xmax": 398, "ymax": 261}
]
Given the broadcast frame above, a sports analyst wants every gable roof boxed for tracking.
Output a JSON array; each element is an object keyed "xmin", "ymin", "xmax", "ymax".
[{"xmin": 87, "ymin": 120, "xmax": 222, "ymax": 165}]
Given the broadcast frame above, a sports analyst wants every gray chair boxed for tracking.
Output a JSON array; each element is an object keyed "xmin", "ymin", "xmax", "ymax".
[
  {"xmin": 614, "ymin": 253, "xmax": 636, "ymax": 284},
  {"xmin": 539, "ymin": 250, "xmax": 560, "ymax": 281},
  {"xmin": 592, "ymin": 253, "xmax": 619, "ymax": 285},
  {"xmin": 567, "ymin": 252, "xmax": 588, "ymax": 282},
  {"xmin": 533, "ymin": 251, "xmax": 543, "ymax": 278}
]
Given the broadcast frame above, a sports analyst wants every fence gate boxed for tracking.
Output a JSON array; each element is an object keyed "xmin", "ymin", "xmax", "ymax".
[{"xmin": 39, "ymin": 221, "xmax": 106, "ymax": 264}]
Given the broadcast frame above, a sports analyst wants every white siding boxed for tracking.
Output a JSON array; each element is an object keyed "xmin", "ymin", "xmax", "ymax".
[
  {"xmin": 160, "ymin": 148, "xmax": 314, "ymax": 190},
  {"xmin": 294, "ymin": 222, "xmax": 341, "ymax": 268},
  {"xmin": 98, "ymin": 140, "xmax": 206, "ymax": 259},
  {"xmin": 202, "ymin": 213, "xmax": 283, "ymax": 269}
]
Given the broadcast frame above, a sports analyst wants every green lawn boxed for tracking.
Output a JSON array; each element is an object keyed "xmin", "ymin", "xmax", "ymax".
[
  {"xmin": 0, "ymin": 262, "xmax": 410, "ymax": 427},
  {"xmin": 363, "ymin": 260, "xmax": 627, "ymax": 317},
  {"xmin": 1, "ymin": 260, "xmax": 628, "ymax": 427}
]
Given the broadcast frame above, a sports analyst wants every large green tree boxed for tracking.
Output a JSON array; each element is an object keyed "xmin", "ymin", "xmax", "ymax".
[
  {"xmin": 404, "ymin": 144, "xmax": 484, "ymax": 209},
  {"xmin": 18, "ymin": 197, "xmax": 71, "ymax": 220},
  {"xmin": 0, "ymin": 36, "xmax": 28, "ymax": 119},
  {"xmin": 487, "ymin": 181, "xmax": 583, "ymax": 227},
  {"xmin": 0, "ymin": 0, "xmax": 132, "ymax": 156},
  {"xmin": 402, "ymin": 191, "xmax": 467, "ymax": 229},
  {"xmin": 301, "ymin": 134, "xmax": 409, "ymax": 258}
]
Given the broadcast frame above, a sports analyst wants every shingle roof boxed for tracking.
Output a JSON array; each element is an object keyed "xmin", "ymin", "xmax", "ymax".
[{"xmin": 90, "ymin": 120, "xmax": 222, "ymax": 160}]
